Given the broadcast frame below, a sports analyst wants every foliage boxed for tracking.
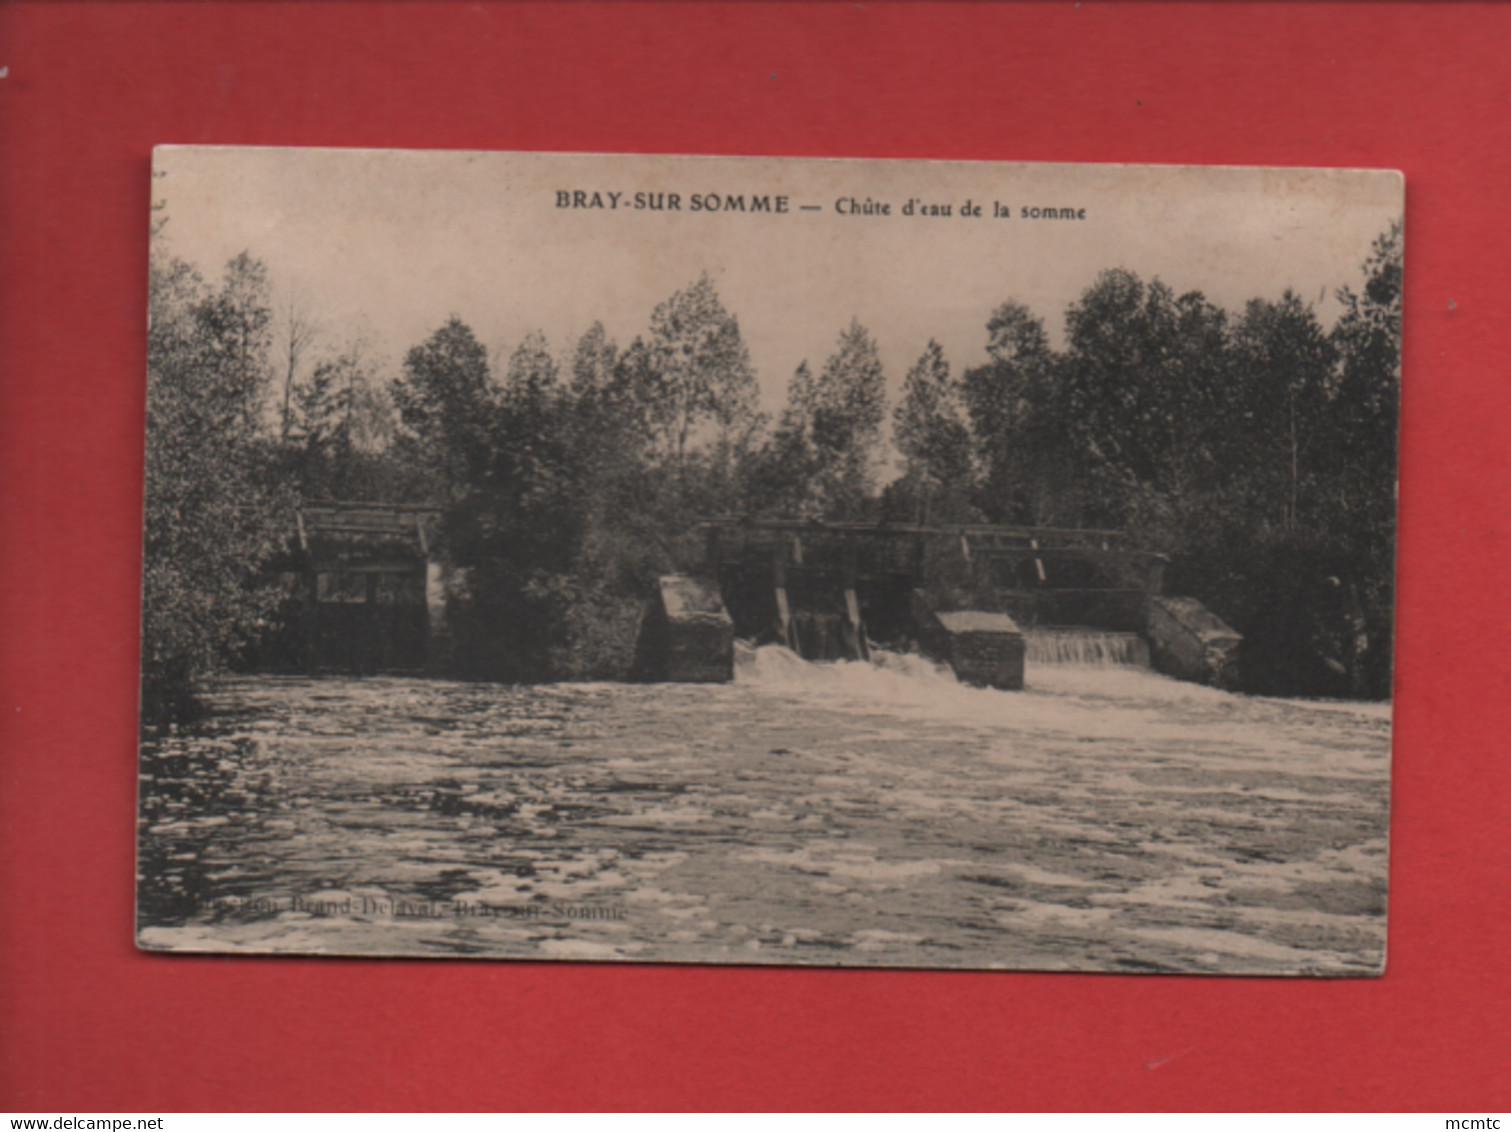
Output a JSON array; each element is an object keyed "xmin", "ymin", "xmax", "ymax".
[
  {"xmin": 1228, "ymin": 291, "xmax": 1337, "ymax": 527},
  {"xmin": 569, "ymin": 321, "xmax": 619, "ymax": 404},
  {"xmin": 960, "ymin": 301, "xmax": 1074, "ymax": 525},
  {"xmin": 282, "ymin": 339, "xmax": 416, "ymax": 501},
  {"xmin": 142, "ymin": 250, "xmax": 291, "ymax": 719},
  {"xmin": 778, "ymin": 319, "xmax": 888, "ymax": 517},
  {"xmin": 643, "ymin": 274, "xmax": 761, "ymax": 465},
  {"xmin": 1061, "ymin": 271, "xmax": 1231, "ymax": 502},
  {"xmin": 890, "ymin": 340, "xmax": 976, "ymax": 524},
  {"xmin": 1323, "ymin": 220, "xmax": 1403, "ymax": 697},
  {"xmin": 740, "ymin": 362, "xmax": 828, "ymax": 519},
  {"xmin": 391, "ymin": 316, "xmax": 496, "ymax": 498},
  {"xmin": 275, "ymin": 295, "xmax": 321, "ymax": 442}
]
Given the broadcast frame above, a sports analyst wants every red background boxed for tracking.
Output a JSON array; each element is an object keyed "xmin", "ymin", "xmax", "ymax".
[{"xmin": 1, "ymin": 1, "xmax": 1507, "ymax": 1112}]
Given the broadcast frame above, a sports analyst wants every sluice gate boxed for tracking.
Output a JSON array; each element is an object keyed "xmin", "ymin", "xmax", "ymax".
[{"xmin": 640, "ymin": 518, "xmax": 1241, "ymax": 690}]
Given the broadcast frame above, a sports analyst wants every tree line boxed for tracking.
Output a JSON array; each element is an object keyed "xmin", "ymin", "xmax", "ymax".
[{"xmin": 142, "ymin": 221, "xmax": 1400, "ymax": 717}]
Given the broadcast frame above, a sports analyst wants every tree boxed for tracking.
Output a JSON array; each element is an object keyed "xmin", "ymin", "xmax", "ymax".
[
  {"xmin": 1328, "ymin": 220, "xmax": 1402, "ymax": 506},
  {"xmin": 500, "ymin": 331, "xmax": 571, "ymax": 509},
  {"xmin": 391, "ymin": 316, "xmax": 496, "ymax": 497},
  {"xmin": 570, "ymin": 321, "xmax": 618, "ymax": 403},
  {"xmin": 644, "ymin": 275, "xmax": 760, "ymax": 465},
  {"xmin": 1323, "ymin": 220, "xmax": 1402, "ymax": 697},
  {"xmin": 285, "ymin": 337, "xmax": 400, "ymax": 500},
  {"xmin": 783, "ymin": 319, "xmax": 888, "ymax": 516},
  {"xmin": 893, "ymin": 340, "xmax": 974, "ymax": 523},
  {"xmin": 1060, "ymin": 271, "xmax": 1231, "ymax": 509},
  {"xmin": 141, "ymin": 250, "xmax": 289, "ymax": 718},
  {"xmin": 568, "ymin": 325, "xmax": 661, "ymax": 486},
  {"xmin": 961, "ymin": 301, "xmax": 1068, "ymax": 524},
  {"xmin": 503, "ymin": 331, "xmax": 560, "ymax": 411},
  {"xmin": 276, "ymin": 293, "xmax": 322, "ymax": 441},
  {"xmin": 742, "ymin": 361, "xmax": 826, "ymax": 518},
  {"xmin": 189, "ymin": 252, "xmax": 275, "ymax": 433},
  {"xmin": 441, "ymin": 330, "xmax": 592, "ymax": 681},
  {"xmin": 1229, "ymin": 291, "xmax": 1336, "ymax": 527}
]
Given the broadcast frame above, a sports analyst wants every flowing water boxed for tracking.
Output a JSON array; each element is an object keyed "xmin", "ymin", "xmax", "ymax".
[
  {"xmin": 137, "ymin": 643, "xmax": 1391, "ymax": 974},
  {"xmin": 1025, "ymin": 627, "xmax": 1151, "ymax": 667}
]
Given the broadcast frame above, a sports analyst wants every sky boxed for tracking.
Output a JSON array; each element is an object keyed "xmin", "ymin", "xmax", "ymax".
[{"xmin": 154, "ymin": 146, "xmax": 1403, "ymax": 415}]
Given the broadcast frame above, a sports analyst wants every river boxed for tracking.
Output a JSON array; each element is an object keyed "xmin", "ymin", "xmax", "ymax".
[{"xmin": 137, "ymin": 646, "xmax": 1391, "ymax": 974}]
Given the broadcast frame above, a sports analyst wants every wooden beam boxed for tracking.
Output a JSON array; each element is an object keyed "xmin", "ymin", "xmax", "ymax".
[
  {"xmin": 694, "ymin": 516, "xmax": 1128, "ymax": 540},
  {"xmin": 970, "ymin": 547, "xmax": 1169, "ymax": 565}
]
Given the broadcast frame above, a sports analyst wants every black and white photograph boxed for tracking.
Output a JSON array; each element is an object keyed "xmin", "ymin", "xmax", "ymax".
[{"xmin": 138, "ymin": 148, "xmax": 1400, "ymax": 974}]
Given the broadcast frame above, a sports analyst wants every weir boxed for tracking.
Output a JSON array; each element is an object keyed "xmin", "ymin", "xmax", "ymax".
[
  {"xmin": 1025, "ymin": 627, "xmax": 1151, "ymax": 668},
  {"xmin": 250, "ymin": 505, "xmax": 1238, "ymax": 690},
  {"xmin": 639, "ymin": 518, "xmax": 1241, "ymax": 690}
]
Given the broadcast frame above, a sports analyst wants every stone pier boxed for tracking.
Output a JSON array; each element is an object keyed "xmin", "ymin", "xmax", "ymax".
[
  {"xmin": 1147, "ymin": 595, "xmax": 1242, "ymax": 689},
  {"xmin": 634, "ymin": 575, "xmax": 735, "ymax": 683},
  {"xmin": 913, "ymin": 593, "xmax": 1026, "ymax": 690}
]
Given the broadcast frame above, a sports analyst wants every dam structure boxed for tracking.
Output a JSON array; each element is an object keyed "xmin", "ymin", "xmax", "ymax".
[{"xmin": 641, "ymin": 518, "xmax": 1241, "ymax": 690}]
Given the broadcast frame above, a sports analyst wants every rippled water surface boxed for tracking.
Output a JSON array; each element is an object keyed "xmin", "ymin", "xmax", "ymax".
[{"xmin": 137, "ymin": 648, "xmax": 1391, "ymax": 973}]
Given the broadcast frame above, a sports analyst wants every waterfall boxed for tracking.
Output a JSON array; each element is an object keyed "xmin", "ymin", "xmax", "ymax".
[{"xmin": 1025, "ymin": 627, "xmax": 1150, "ymax": 667}]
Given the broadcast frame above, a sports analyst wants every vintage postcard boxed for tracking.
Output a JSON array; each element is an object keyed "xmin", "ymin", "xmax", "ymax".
[{"xmin": 139, "ymin": 148, "xmax": 1400, "ymax": 973}]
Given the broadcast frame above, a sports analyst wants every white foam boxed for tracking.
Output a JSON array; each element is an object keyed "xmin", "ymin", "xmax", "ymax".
[
  {"xmin": 735, "ymin": 642, "xmax": 960, "ymax": 703},
  {"xmin": 736, "ymin": 642, "xmax": 1221, "ymax": 734}
]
